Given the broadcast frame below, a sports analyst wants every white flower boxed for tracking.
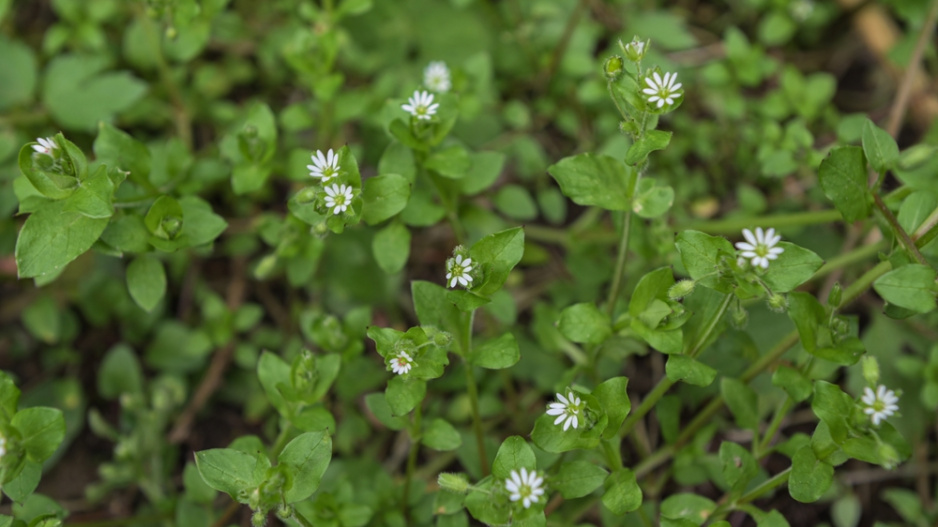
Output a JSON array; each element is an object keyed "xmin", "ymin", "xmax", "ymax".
[
  {"xmin": 505, "ymin": 467, "xmax": 545, "ymax": 509},
  {"xmin": 424, "ymin": 61, "xmax": 451, "ymax": 92},
  {"xmin": 0, "ymin": 434, "xmax": 6, "ymax": 459},
  {"xmin": 402, "ymin": 90, "xmax": 439, "ymax": 120},
  {"xmin": 861, "ymin": 385, "xmax": 899, "ymax": 426},
  {"xmin": 307, "ymin": 149, "xmax": 340, "ymax": 182},
  {"xmin": 626, "ymin": 40, "xmax": 645, "ymax": 56},
  {"xmin": 546, "ymin": 391, "xmax": 583, "ymax": 431},
  {"xmin": 32, "ymin": 137, "xmax": 57, "ymax": 156},
  {"xmin": 389, "ymin": 351, "xmax": 414, "ymax": 375},
  {"xmin": 324, "ymin": 183, "xmax": 354, "ymax": 215},
  {"xmin": 445, "ymin": 254, "xmax": 473, "ymax": 289},
  {"xmin": 642, "ymin": 71, "xmax": 683, "ymax": 109},
  {"xmin": 735, "ymin": 227, "xmax": 784, "ymax": 269},
  {"xmin": 790, "ymin": 0, "xmax": 814, "ymax": 21}
]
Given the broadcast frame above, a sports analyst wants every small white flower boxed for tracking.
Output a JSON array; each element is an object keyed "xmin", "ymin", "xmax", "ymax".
[
  {"xmin": 445, "ymin": 254, "xmax": 473, "ymax": 289},
  {"xmin": 627, "ymin": 40, "xmax": 645, "ymax": 56},
  {"xmin": 505, "ymin": 467, "xmax": 545, "ymax": 509},
  {"xmin": 307, "ymin": 149, "xmax": 341, "ymax": 182},
  {"xmin": 546, "ymin": 391, "xmax": 583, "ymax": 431},
  {"xmin": 861, "ymin": 385, "xmax": 899, "ymax": 426},
  {"xmin": 790, "ymin": 0, "xmax": 814, "ymax": 21},
  {"xmin": 642, "ymin": 71, "xmax": 683, "ymax": 109},
  {"xmin": 32, "ymin": 137, "xmax": 57, "ymax": 156},
  {"xmin": 389, "ymin": 351, "xmax": 414, "ymax": 375},
  {"xmin": 323, "ymin": 183, "xmax": 354, "ymax": 215},
  {"xmin": 402, "ymin": 90, "xmax": 439, "ymax": 120},
  {"xmin": 735, "ymin": 227, "xmax": 784, "ymax": 269},
  {"xmin": 0, "ymin": 434, "xmax": 6, "ymax": 459},
  {"xmin": 424, "ymin": 61, "xmax": 451, "ymax": 92}
]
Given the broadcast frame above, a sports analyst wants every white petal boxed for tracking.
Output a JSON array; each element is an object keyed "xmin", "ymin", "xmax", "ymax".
[
  {"xmin": 546, "ymin": 408, "xmax": 565, "ymax": 416},
  {"xmin": 505, "ymin": 479, "xmax": 519, "ymax": 492},
  {"xmin": 556, "ymin": 393, "xmax": 569, "ymax": 404},
  {"xmin": 671, "ymin": 82, "xmax": 683, "ymax": 91},
  {"xmin": 571, "ymin": 415, "xmax": 578, "ymax": 429},
  {"xmin": 642, "ymin": 87, "xmax": 658, "ymax": 95},
  {"xmin": 652, "ymin": 71, "xmax": 663, "ymax": 86},
  {"xmin": 657, "ymin": 99, "xmax": 664, "ymax": 108},
  {"xmin": 562, "ymin": 417, "xmax": 571, "ymax": 431},
  {"xmin": 645, "ymin": 77, "xmax": 657, "ymax": 89},
  {"xmin": 736, "ymin": 242, "xmax": 756, "ymax": 251},
  {"xmin": 742, "ymin": 229, "xmax": 757, "ymax": 245},
  {"xmin": 553, "ymin": 414, "xmax": 566, "ymax": 425},
  {"xmin": 740, "ymin": 251, "xmax": 757, "ymax": 258}
]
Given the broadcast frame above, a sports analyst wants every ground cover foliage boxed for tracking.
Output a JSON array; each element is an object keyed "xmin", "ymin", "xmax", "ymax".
[{"xmin": 1, "ymin": 0, "xmax": 938, "ymax": 525}]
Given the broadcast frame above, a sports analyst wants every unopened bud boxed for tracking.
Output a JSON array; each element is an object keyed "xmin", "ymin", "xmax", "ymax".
[
  {"xmin": 861, "ymin": 356, "xmax": 880, "ymax": 386},
  {"xmin": 767, "ymin": 294, "xmax": 788, "ymax": 313},
  {"xmin": 621, "ymin": 38, "xmax": 648, "ymax": 62},
  {"xmin": 160, "ymin": 216, "xmax": 183, "ymax": 239},
  {"xmin": 295, "ymin": 187, "xmax": 318, "ymax": 204},
  {"xmin": 429, "ymin": 328, "xmax": 453, "ymax": 349},
  {"xmin": 254, "ymin": 254, "xmax": 278, "ymax": 280},
  {"xmin": 731, "ymin": 304, "xmax": 749, "ymax": 330},
  {"xmin": 438, "ymin": 472, "xmax": 470, "ymax": 494},
  {"xmin": 877, "ymin": 443, "xmax": 900, "ymax": 469},
  {"xmin": 668, "ymin": 280, "xmax": 696, "ymax": 300},
  {"xmin": 275, "ymin": 503, "xmax": 294, "ymax": 520},
  {"xmin": 251, "ymin": 509, "xmax": 267, "ymax": 527},
  {"xmin": 603, "ymin": 55, "xmax": 624, "ymax": 80},
  {"xmin": 828, "ymin": 282, "xmax": 842, "ymax": 307}
]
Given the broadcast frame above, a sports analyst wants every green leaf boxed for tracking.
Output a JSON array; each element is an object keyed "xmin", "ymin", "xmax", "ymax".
[
  {"xmin": 594, "ymin": 376, "xmax": 631, "ymax": 439},
  {"xmin": 0, "ymin": 37, "xmax": 37, "ymax": 110},
  {"xmin": 101, "ymin": 214, "xmax": 152, "ymax": 254},
  {"xmin": 257, "ymin": 351, "xmax": 292, "ymax": 417},
  {"xmin": 42, "ymin": 54, "xmax": 147, "ymax": 131},
  {"xmin": 378, "ymin": 142, "xmax": 415, "ymax": 183},
  {"xmin": 385, "ymin": 377, "xmax": 426, "ymax": 416},
  {"xmin": 11, "ymin": 407, "xmax": 65, "ymax": 462},
  {"xmin": 558, "ymin": 303, "xmax": 610, "ymax": 345},
  {"xmin": 468, "ymin": 227, "xmax": 525, "ymax": 297},
  {"xmin": 491, "ymin": 436, "xmax": 536, "ymax": 480},
  {"xmin": 22, "ymin": 295, "xmax": 60, "ymax": 344},
  {"xmin": 666, "ymin": 355, "xmax": 717, "ymax": 387},
  {"xmin": 761, "ymin": 242, "xmax": 824, "ymax": 293},
  {"xmin": 660, "ymin": 494, "xmax": 716, "ymax": 524},
  {"xmin": 97, "ymin": 344, "xmax": 144, "ymax": 399},
  {"xmin": 547, "ymin": 153, "xmax": 635, "ymax": 211},
  {"xmin": 720, "ymin": 378, "xmax": 759, "ymax": 430},
  {"xmin": 64, "ymin": 166, "xmax": 116, "ymax": 219},
  {"xmin": 719, "ymin": 441, "xmax": 758, "ymax": 493},
  {"xmin": 818, "ymin": 146, "xmax": 871, "ymax": 222},
  {"xmin": 195, "ymin": 448, "xmax": 261, "ymax": 498},
  {"xmin": 372, "ymin": 221, "xmax": 411, "ymax": 274},
  {"xmin": 494, "ymin": 185, "xmax": 538, "ymax": 221},
  {"xmin": 625, "ymin": 130, "xmax": 672, "ymax": 166},
  {"xmin": 602, "ymin": 468, "xmax": 642, "ymax": 515},
  {"xmin": 873, "ymin": 264, "xmax": 937, "ymax": 314},
  {"xmin": 675, "ymin": 231, "xmax": 736, "ymax": 293},
  {"xmin": 789, "ymin": 445, "xmax": 833, "ymax": 503},
  {"xmin": 179, "ymin": 196, "xmax": 228, "ymax": 246},
  {"xmin": 17, "ymin": 141, "xmax": 78, "ymax": 200},
  {"xmin": 3, "ymin": 461, "xmax": 40, "ymax": 503},
  {"xmin": 126, "ymin": 255, "xmax": 167, "ymax": 312},
  {"xmin": 811, "ymin": 381, "xmax": 853, "ymax": 444},
  {"xmin": 459, "ymin": 151, "xmax": 505, "ymax": 196},
  {"xmin": 426, "ymin": 145, "xmax": 471, "ymax": 179},
  {"xmin": 555, "ymin": 461, "xmax": 607, "ymax": 499},
  {"xmin": 364, "ymin": 392, "xmax": 407, "ymax": 431},
  {"xmin": 15, "ymin": 199, "xmax": 109, "ymax": 278},
  {"xmin": 632, "ymin": 178, "xmax": 674, "ymax": 218},
  {"xmin": 862, "ymin": 120, "xmax": 899, "ymax": 174},
  {"xmin": 423, "ymin": 418, "xmax": 462, "ymax": 451},
  {"xmin": 94, "ymin": 122, "xmax": 152, "ymax": 181},
  {"xmin": 771, "ymin": 365, "xmax": 812, "ymax": 402},
  {"xmin": 362, "ymin": 174, "xmax": 411, "ymax": 225},
  {"xmin": 787, "ymin": 292, "xmax": 863, "ymax": 365},
  {"xmin": 278, "ymin": 431, "xmax": 332, "ymax": 503},
  {"xmin": 411, "ymin": 281, "xmax": 463, "ymax": 352},
  {"xmin": 468, "ymin": 333, "xmax": 520, "ymax": 369},
  {"xmin": 145, "ymin": 195, "xmax": 184, "ymax": 240}
]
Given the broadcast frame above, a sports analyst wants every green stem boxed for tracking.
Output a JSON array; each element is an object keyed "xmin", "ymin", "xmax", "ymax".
[
  {"xmin": 684, "ymin": 209, "xmax": 842, "ymax": 235},
  {"xmin": 270, "ymin": 422, "xmax": 294, "ymax": 459},
  {"xmin": 756, "ymin": 397, "xmax": 793, "ymax": 457},
  {"xmin": 292, "ymin": 511, "xmax": 317, "ymax": 527},
  {"xmin": 402, "ymin": 405, "xmax": 422, "ymax": 518},
  {"xmin": 600, "ymin": 438, "xmax": 623, "ymax": 470},
  {"xmin": 912, "ymin": 204, "xmax": 938, "ymax": 246},
  {"xmin": 619, "ymin": 293, "xmax": 732, "ymax": 438},
  {"xmin": 462, "ymin": 311, "xmax": 488, "ymax": 475},
  {"xmin": 708, "ymin": 468, "xmax": 792, "ymax": 523},
  {"xmin": 813, "ymin": 240, "xmax": 887, "ymax": 279},
  {"xmin": 873, "ymin": 193, "xmax": 929, "ymax": 266},
  {"xmin": 838, "ymin": 261, "xmax": 892, "ymax": 308},
  {"xmin": 138, "ymin": 7, "xmax": 191, "ymax": 149},
  {"xmin": 605, "ymin": 208, "xmax": 634, "ymax": 317},
  {"xmin": 427, "ymin": 170, "xmax": 467, "ymax": 244}
]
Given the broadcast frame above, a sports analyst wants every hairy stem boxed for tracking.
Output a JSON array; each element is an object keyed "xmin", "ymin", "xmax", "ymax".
[
  {"xmin": 462, "ymin": 311, "xmax": 488, "ymax": 475},
  {"xmin": 605, "ymin": 208, "xmax": 634, "ymax": 317}
]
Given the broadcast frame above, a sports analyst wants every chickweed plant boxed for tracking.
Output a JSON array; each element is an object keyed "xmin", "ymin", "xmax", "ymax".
[{"xmin": 2, "ymin": 1, "xmax": 938, "ymax": 526}]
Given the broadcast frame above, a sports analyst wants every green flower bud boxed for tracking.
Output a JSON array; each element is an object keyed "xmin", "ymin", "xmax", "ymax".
[
  {"xmin": 668, "ymin": 279, "xmax": 696, "ymax": 300},
  {"xmin": 603, "ymin": 55, "xmax": 624, "ymax": 80},
  {"xmin": 620, "ymin": 38, "xmax": 648, "ymax": 62},
  {"xmin": 730, "ymin": 303, "xmax": 749, "ymax": 330},
  {"xmin": 254, "ymin": 254, "xmax": 279, "ymax": 280},
  {"xmin": 295, "ymin": 186, "xmax": 318, "ymax": 204},
  {"xmin": 877, "ymin": 443, "xmax": 900, "ymax": 470},
  {"xmin": 767, "ymin": 293, "xmax": 788, "ymax": 313},
  {"xmin": 251, "ymin": 509, "xmax": 267, "ymax": 527},
  {"xmin": 827, "ymin": 282, "xmax": 842, "ymax": 307},
  {"xmin": 161, "ymin": 216, "xmax": 183, "ymax": 239},
  {"xmin": 312, "ymin": 221, "xmax": 330, "ymax": 237},
  {"xmin": 438, "ymin": 472, "xmax": 470, "ymax": 494},
  {"xmin": 861, "ymin": 356, "xmax": 880, "ymax": 386},
  {"xmin": 275, "ymin": 503, "xmax": 294, "ymax": 520},
  {"xmin": 426, "ymin": 327, "xmax": 453, "ymax": 349}
]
